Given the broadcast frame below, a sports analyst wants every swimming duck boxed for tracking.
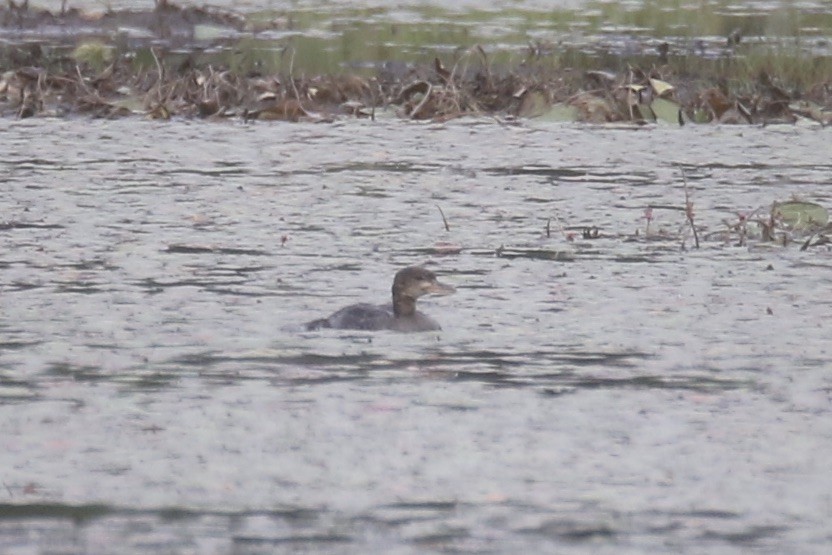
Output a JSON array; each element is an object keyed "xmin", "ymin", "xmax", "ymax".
[{"xmin": 305, "ymin": 266, "xmax": 455, "ymax": 332}]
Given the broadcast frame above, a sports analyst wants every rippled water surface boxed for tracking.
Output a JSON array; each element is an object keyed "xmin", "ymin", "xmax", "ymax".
[{"xmin": 1, "ymin": 116, "xmax": 832, "ymax": 554}]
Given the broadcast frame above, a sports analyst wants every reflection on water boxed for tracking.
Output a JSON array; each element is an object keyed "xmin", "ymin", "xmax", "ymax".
[{"xmin": 1, "ymin": 118, "xmax": 831, "ymax": 553}]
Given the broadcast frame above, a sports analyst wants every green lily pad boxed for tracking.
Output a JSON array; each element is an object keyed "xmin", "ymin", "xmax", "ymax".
[
  {"xmin": 536, "ymin": 103, "xmax": 579, "ymax": 122},
  {"xmin": 651, "ymin": 97, "xmax": 681, "ymax": 125},
  {"xmin": 72, "ymin": 41, "xmax": 113, "ymax": 71},
  {"xmin": 690, "ymin": 108, "xmax": 711, "ymax": 124},
  {"xmin": 773, "ymin": 201, "xmax": 829, "ymax": 231},
  {"xmin": 632, "ymin": 103, "xmax": 656, "ymax": 123}
]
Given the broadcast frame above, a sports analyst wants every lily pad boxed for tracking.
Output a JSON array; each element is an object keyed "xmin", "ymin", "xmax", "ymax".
[
  {"xmin": 536, "ymin": 103, "xmax": 579, "ymax": 122},
  {"xmin": 111, "ymin": 95, "xmax": 146, "ymax": 114},
  {"xmin": 633, "ymin": 103, "xmax": 656, "ymax": 123},
  {"xmin": 517, "ymin": 90, "xmax": 550, "ymax": 118},
  {"xmin": 570, "ymin": 93, "xmax": 614, "ymax": 123},
  {"xmin": 495, "ymin": 247, "xmax": 574, "ymax": 261},
  {"xmin": 649, "ymin": 78, "xmax": 674, "ymax": 97},
  {"xmin": 773, "ymin": 201, "xmax": 829, "ymax": 231},
  {"xmin": 690, "ymin": 108, "xmax": 711, "ymax": 124},
  {"xmin": 72, "ymin": 41, "xmax": 113, "ymax": 70},
  {"xmin": 650, "ymin": 97, "xmax": 681, "ymax": 125}
]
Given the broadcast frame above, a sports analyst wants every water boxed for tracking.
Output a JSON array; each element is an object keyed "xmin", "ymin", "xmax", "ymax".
[{"xmin": 1, "ymin": 116, "xmax": 831, "ymax": 553}]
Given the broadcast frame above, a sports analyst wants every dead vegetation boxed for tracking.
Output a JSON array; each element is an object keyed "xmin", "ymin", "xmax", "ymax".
[{"xmin": 0, "ymin": 3, "xmax": 831, "ymax": 125}]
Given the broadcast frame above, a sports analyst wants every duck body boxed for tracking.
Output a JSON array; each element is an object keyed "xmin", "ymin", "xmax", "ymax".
[
  {"xmin": 305, "ymin": 302, "xmax": 442, "ymax": 332},
  {"xmin": 305, "ymin": 266, "xmax": 454, "ymax": 333}
]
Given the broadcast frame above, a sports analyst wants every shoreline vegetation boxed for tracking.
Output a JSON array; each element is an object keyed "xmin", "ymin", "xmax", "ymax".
[{"xmin": 0, "ymin": 1, "xmax": 830, "ymax": 125}]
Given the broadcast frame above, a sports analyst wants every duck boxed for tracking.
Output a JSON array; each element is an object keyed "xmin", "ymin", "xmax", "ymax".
[{"xmin": 305, "ymin": 266, "xmax": 455, "ymax": 332}]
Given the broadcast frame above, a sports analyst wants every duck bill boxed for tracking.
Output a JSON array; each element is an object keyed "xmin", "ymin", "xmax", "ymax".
[{"xmin": 426, "ymin": 280, "xmax": 456, "ymax": 296}]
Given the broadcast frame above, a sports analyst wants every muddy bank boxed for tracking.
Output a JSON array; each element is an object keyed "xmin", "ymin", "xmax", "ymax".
[{"xmin": 0, "ymin": 1, "xmax": 830, "ymax": 124}]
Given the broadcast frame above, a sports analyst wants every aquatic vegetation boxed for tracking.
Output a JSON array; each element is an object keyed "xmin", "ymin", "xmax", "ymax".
[
  {"xmin": 0, "ymin": 1, "xmax": 830, "ymax": 124},
  {"xmin": 649, "ymin": 193, "xmax": 831, "ymax": 250}
]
